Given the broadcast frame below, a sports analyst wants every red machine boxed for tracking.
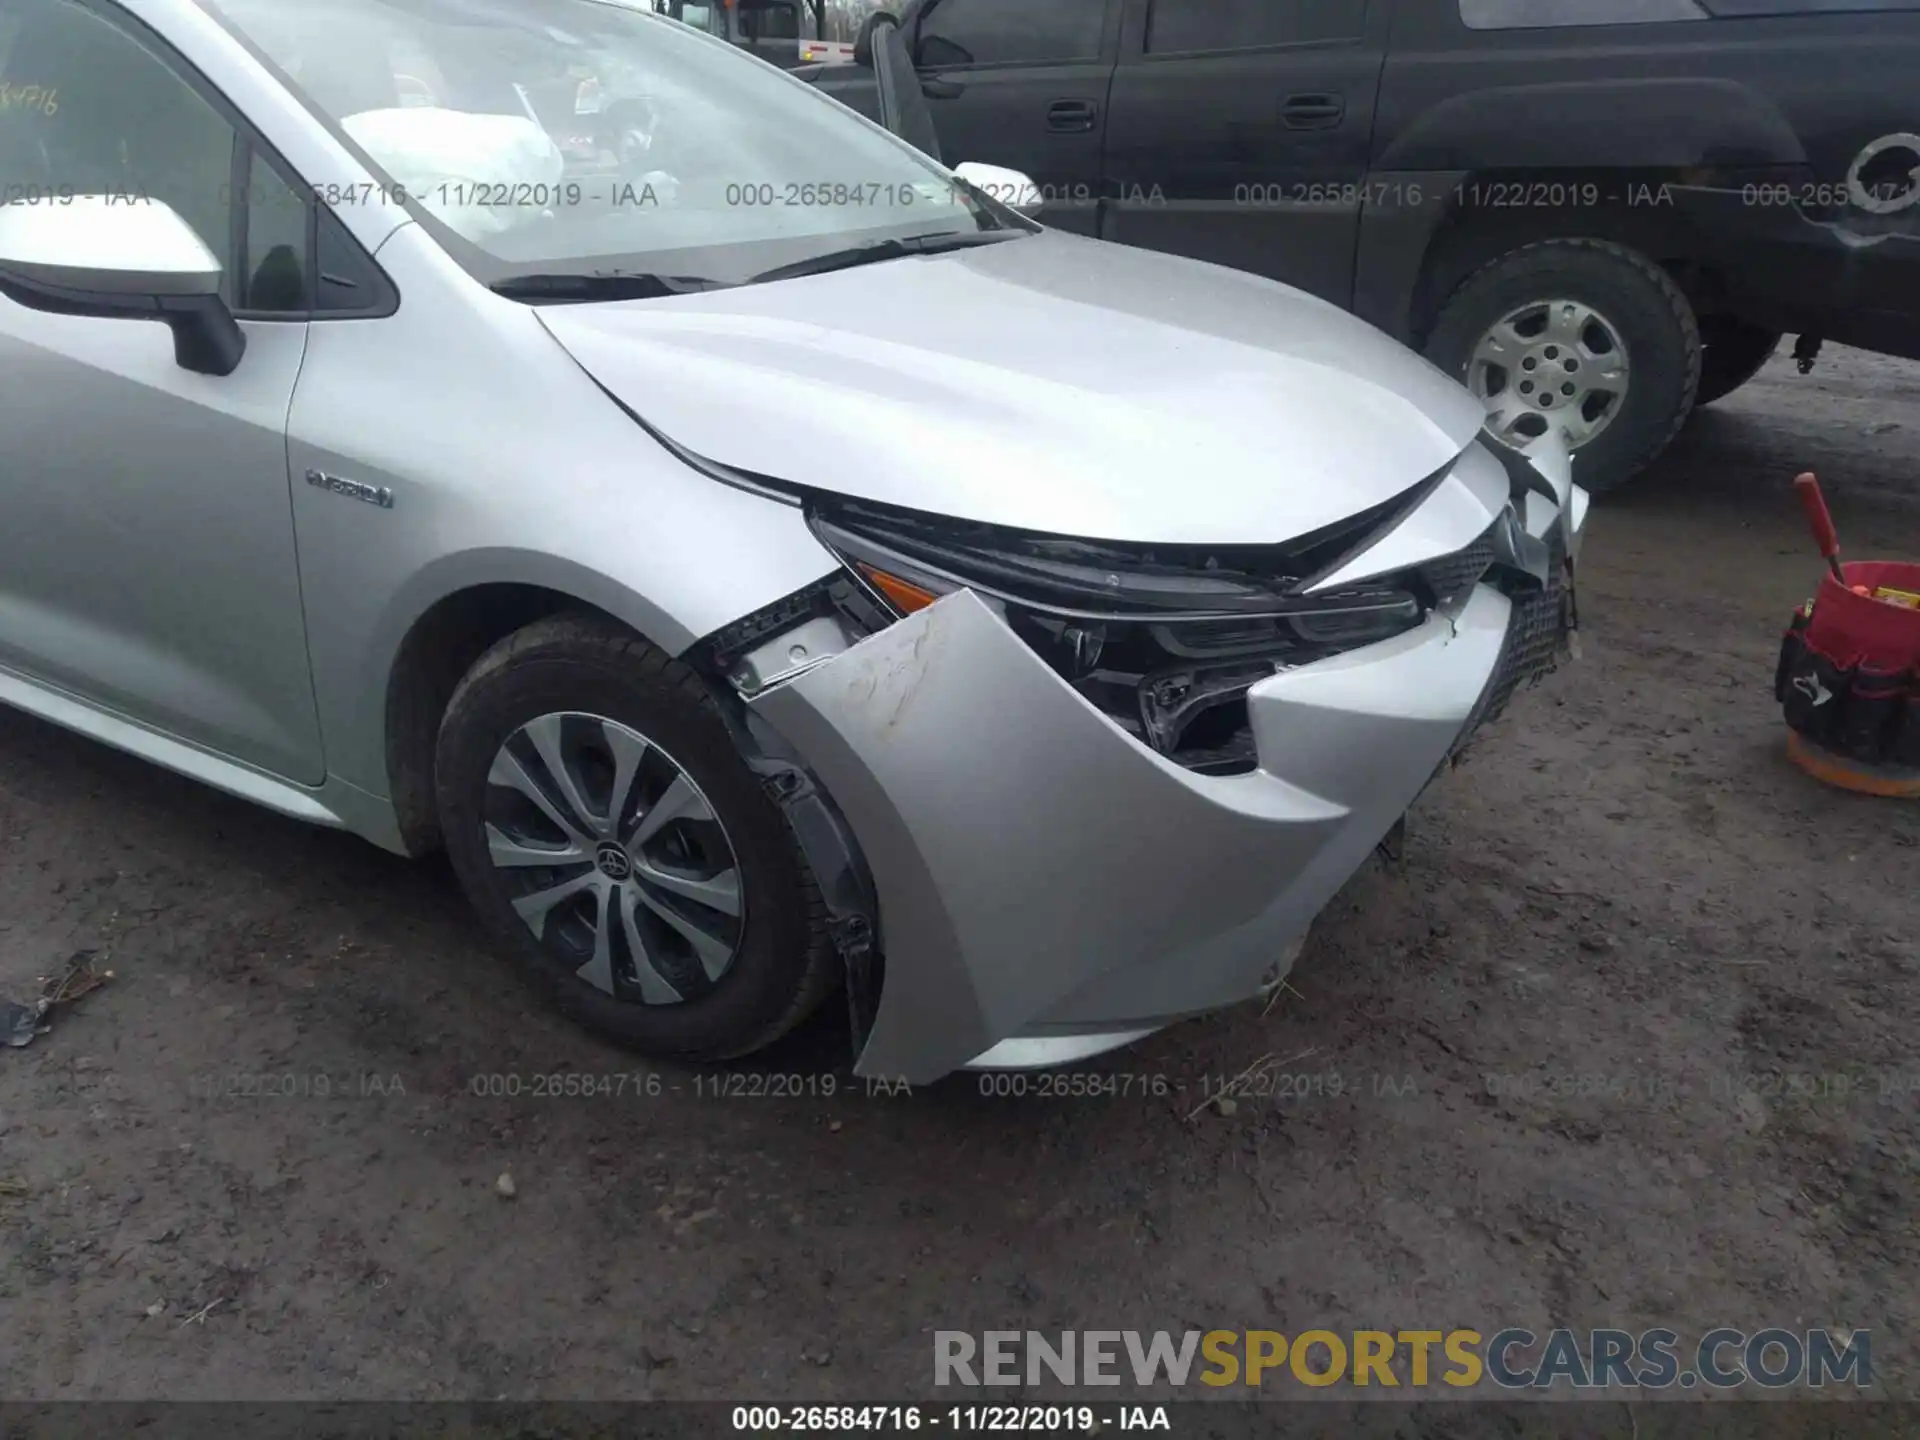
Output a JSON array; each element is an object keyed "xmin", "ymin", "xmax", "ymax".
[{"xmin": 1776, "ymin": 472, "xmax": 1920, "ymax": 796}]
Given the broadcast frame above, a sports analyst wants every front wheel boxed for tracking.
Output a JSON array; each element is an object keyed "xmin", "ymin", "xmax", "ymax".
[
  {"xmin": 434, "ymin": 614, "xmax": 837, "ymax": 1062},
  {"xmin": 1424, "ymin": 237, "xmax": 1701, "ymax": 496}
]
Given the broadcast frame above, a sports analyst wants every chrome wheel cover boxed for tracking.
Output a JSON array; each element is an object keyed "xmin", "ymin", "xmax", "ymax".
[
  {"xmin": 1468, "ymin": 298, "xmax": 1631, "ymax": 450},
  {"xmin": 484, "ymin": 712, "xmax": 744, "ymax": 1005}
]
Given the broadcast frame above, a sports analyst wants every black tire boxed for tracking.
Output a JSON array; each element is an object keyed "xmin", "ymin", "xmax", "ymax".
[
  {"xmin": 1424, "ymin": 237, "xmax": 1701, "ymax": 497},
  {"xmin": 1694, "ymin": 317, "xmax": 1782, "ymax": 406},
  {"xmin": 435, "ymin": 613, "xmax": 837, "ymax": 1062}
]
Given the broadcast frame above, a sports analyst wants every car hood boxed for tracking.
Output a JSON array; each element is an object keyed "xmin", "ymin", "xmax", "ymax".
[{"xmin": 536, "ymin": 229, "xmax": 1487, "ymax": 545}]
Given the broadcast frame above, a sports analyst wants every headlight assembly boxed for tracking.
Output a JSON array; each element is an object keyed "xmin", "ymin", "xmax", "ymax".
[
  {"xmin": 809, "ymin": 505, "xmax": 1422, "ymax": 624},
  {"xmin": 808, "ymin": 501, "xmax": 1433, "ymax": 775}
]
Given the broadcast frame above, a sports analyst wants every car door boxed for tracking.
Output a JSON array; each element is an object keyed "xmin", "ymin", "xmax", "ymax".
[
  {"xmin": 1101, "ymin": 0, "xmax": 1387, "ymax": 302},
  {"xmin": 0, "ymin": 0, "xmax": 326, "ymax": 782},
  {"xmin": 907, "ymin": 0, "xmax": 1119, "ymax": 234}
]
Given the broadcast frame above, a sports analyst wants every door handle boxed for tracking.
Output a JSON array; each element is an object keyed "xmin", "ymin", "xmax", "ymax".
[
  {"xmin": 921, "ymin": 77, "xmax": 962, "ymax": 99},
  {"xmin": 1281, "ymin": 93, "xmax": 1344, "ymax": 129},
  {"xmin": 1047, "ymin": 99, "xmax": 1098, "ymax": 133}
]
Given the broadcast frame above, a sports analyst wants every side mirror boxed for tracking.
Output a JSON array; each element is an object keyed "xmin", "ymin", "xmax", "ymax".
[
  {"xmin": 951, "ymin": 161, "xmax": 1043, "ymax": 218},
  {"xmin": 853, "ymin": 11, "xmax": 892, "ymax": 67},
  {"xmin": 870, "ymin": 15, "xmax": 943, "ymax": 162},
  {"xmin": 0, "ymin": 196, "xmax": 246, "ymax": 376}
]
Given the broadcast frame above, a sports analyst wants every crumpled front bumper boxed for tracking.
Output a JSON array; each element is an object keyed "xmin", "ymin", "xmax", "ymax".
[{"xmin": 749, "ymin": 435, "xmax": 1585, "ymax": 1084}]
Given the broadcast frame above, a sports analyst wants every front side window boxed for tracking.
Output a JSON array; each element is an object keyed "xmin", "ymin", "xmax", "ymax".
[
  {"xmin": 738, "ymin": 0, "xmax": 801, "ymax": 42},
  {"xmin": 0, "ymin": 0, "xmax": 319, "ymax": 314},
  {"xmin": 915, "ymin": 0, "xmax": 1107, "ymax": 67},
  {"xmin": 239, "ymin": 156, "xmax": 313, "ymax": 310},
  {"xmin": 655, "ymin": 1, "xmax": 723, "ymax": 37},
  {"xmin": 205, "ymin": 0, "xmax": 1009, "ymax": 289},
  {"xmin": 0, "ymin": 0, "xmax": 237, "ymax": 295}
]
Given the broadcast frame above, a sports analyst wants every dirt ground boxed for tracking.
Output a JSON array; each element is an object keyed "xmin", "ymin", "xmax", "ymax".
[{"xmin": 2, "ymin": 344, "xmax": 1918, "ymax": 1408}]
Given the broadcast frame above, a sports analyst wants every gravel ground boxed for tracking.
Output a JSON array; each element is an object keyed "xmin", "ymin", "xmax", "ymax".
[{"xmin": 1, "ymin": 344, "xmax": 1917, "ymax": 1407}]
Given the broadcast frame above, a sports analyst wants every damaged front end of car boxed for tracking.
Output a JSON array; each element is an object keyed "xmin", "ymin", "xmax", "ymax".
[
  {"xmin": 805, "ymin": 493, "xmax": 1434, "ymax": 776},
  {"xmin": 691, "ymin": 433, "xmax": 1586, "ymax": 1084}
]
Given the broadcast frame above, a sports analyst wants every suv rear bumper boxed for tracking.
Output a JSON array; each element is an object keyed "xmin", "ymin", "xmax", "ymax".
[{"xmin": 1672, "ymin": 184, "xmax": 1920, "ymax": 356}]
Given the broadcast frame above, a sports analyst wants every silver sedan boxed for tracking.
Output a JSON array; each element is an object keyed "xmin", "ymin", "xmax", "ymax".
[{"xmin": 0, "ymin": 0, "xmax": 1584, "ymax": 1082}]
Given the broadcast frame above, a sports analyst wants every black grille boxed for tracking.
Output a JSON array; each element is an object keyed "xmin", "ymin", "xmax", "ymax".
[
  {"xmin": 1506, "ymin": 524, "xmax": 1571, "ymax": 689},
  {"xmin": 1417, "ymin": 524, "xmax": 1498, "ymax": 605},
  {"xmin": 1464, "ymin": 524, "xmax": 1570, "ymax": 741}
]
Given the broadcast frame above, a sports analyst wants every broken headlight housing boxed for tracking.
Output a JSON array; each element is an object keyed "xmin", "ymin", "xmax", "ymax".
[{"xmin": 808, "ymin": 500, "xmax": 1432, "ymax": 776}]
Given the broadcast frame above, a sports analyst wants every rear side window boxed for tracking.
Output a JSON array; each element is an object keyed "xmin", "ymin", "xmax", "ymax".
[
  {"xmin": 1146, "ymin": 0, "xmax": 1366, "ymax": 52},
  {"xmin": 1701, "ymin": 0, "xmax": 1920, "ymax": 12},
  {"xmin": 915, "ymin": 0, "xmax": 1106, "ymax": 66},
  {"xmin": 1460, "ymin": 0, "xmax": 1707, "ymax": 25}
]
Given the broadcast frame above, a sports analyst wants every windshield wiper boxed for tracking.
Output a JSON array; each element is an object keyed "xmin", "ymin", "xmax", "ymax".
[
  {"xmin": 748, "ymin": 229, "xmax": 1022, "ymax": 285},
  {"xmin": 490, "ymin": 271, "xmax": 729, "ymax": 303}
]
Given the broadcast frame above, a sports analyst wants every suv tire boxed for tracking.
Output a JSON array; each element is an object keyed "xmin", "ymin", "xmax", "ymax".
[
  {"xmin": 435, "ymin": 613, "xmax": 837, "ymax": 1061},
  {"xmin": 1425, "ymin": 238, "xmax": 1701, "ymax": 496},
  {"xmin": 1695, "ymin": 317, "xmax": 1782, "ymax": 406}
]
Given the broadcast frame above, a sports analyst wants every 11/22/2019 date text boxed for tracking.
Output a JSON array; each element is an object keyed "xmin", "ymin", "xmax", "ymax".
[{"xmin": 731, "ymin": 1404, "xmax": 1167, "ymax": 1432}]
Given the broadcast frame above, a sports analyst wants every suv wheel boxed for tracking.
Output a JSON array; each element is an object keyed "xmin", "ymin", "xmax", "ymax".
[
  {"xmin": 1694, "ymin": 317, "xmax": 1782, "ymax": 407},
  {"xmin": 1425, "ymin": 238, "xmax": 1701, "ymax": 496},
  {"xmin": 435, "ymin": 613, "xmax": 837, "ymax": 1061}
]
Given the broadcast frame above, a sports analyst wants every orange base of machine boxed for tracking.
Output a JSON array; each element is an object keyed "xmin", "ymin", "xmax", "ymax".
[{"xmin": 1787, "ymin": 730, "xmax": 1920, "ymax": 797}]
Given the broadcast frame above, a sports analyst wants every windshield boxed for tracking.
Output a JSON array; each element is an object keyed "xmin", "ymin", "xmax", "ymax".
[{"xmin": 203, "ymin": 0, "xmax": 1001, "ymax": 287}]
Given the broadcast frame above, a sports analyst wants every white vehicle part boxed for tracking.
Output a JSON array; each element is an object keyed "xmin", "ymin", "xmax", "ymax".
[
  {"xmin": 745, "ymin": 449, "xmax": 1587, "ymax": 1082},
  {"xmin": 341, "ymin": 107, "xmax": 565, "ymax": 241},
  {"xmin": 752, "ymin": 583, "xmax": 1512, "ymax": 1083},
  {"xmin": 537, "ymin": 229, "xmax": 1489, "ymax": 546}
]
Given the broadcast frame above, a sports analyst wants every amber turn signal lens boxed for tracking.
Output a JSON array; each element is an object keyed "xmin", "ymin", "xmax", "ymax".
[{"xmin": 859, "ymin": 564, "xmax": 939, "ymax": 614}]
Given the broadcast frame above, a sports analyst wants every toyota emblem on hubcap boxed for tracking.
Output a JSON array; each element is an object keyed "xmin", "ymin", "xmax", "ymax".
[{"xmin": 595, "ymin": 842, "xmax": 633, "ymax": 881}]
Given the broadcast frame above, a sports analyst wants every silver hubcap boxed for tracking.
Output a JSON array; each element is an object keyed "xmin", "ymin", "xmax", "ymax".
[
  {"xmin": 483, "ymin": 712, "xmax": 744, "ymax": 1005},
  {"xmin": 1468, "ymin": 299, "xmax": 1630, "ymax": 449}
]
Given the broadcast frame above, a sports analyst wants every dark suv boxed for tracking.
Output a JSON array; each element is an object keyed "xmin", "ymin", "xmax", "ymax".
[{"xmin": 805, "ymin": 0, "xmax": 1920, "ymax": 493}]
